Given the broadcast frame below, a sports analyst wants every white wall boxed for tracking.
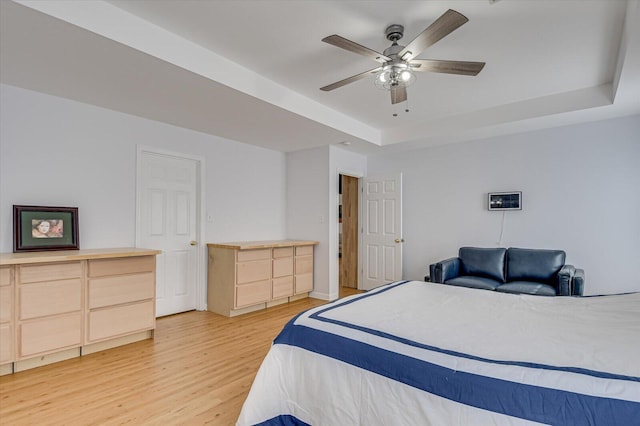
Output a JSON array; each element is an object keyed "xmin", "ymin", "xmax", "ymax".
[
  {"xmin": 367, "ymin": 115, "xmax": 640, "ymax": 295},
  {"xmin": 329, "ymin": 146, "xmax": 367, "ymax": 299},
  {"xmin": 286, "ymin": 145, "xmax": 367, "ymax": 301},
  {"xmin": 0, "ymin": 84, "xmax": 287, "ymax": 253},
  {"xmin": 4, "ymin": 84, "xmax": 637, "ymax": 298},
  {"xmin": 286, "ymin": 146, "xmax": 331, "ymax": 299}
]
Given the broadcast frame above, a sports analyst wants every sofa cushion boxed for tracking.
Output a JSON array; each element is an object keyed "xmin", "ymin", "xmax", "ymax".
[
  {"xmin": 458, "ymin": 247, "xmax": 506, "ymax": 283},
  {"xmin": 506, "ymin": 248, "xmax": 565, "ymax": 284},
  {"xmin": 445, "ymin": 276, "xmax": 502, "ymax": 291},
  {"xmin": 496, "ymin": 281, "xmax": 557, "ymax": 296}
]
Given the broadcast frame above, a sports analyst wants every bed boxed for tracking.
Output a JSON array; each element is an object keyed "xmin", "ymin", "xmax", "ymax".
[{"xmin": 237, "ymin": 280, "xmax": 640, "ymax": 425}]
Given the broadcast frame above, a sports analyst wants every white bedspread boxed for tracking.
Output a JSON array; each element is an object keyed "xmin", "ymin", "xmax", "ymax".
[{"xmin": 237, "ymin": 280, "xmax": 640, "ymax": 425}]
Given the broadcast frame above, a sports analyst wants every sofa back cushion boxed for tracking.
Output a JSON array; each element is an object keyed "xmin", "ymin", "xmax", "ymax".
[
  {"xmin": 506, "ymin": 248, "xmax": 565, "ymax": 284},
  {"xmin": 458, "ymin": 247, "xmax": 506, "ymax": 283}
]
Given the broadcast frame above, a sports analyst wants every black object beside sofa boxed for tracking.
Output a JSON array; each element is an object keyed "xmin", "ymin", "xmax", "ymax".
[{"xmin": 429, "ymin": 247, "xmax": 584, "ymax": 296}]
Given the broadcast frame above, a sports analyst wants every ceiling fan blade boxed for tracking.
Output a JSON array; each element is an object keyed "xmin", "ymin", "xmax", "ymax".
[
  {"xmin": 320, "ymin": 67, "xmax": 382, "ymax": 91},
  {"xmin": 411, "ymin": 59, "xmax": 485, "ymax": 76},
  {"xmin": 390, "ymin": 85, "xmax": 407, "ymax": 104},
  {"xmin": 399, "ymin": 9, "xmax": 469, "ymax": 61},
  {"xmin": 322, "ymin": 35, "xmax": 391, "ymax": 63}
]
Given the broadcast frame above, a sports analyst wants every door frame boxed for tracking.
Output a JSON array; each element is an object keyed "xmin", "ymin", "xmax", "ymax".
[
  {"xmin": 135, "ymin": 145, "xmax": 207, "ymax": 311},
  {"xmin": 335, "ymin": 170, "xmax": 363, "ymax": 293}
]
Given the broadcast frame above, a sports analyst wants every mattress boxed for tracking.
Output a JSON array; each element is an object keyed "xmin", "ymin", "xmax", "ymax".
[{"xmin": 238, "ymin": 280, "xmax": 640, "ymax": 425}]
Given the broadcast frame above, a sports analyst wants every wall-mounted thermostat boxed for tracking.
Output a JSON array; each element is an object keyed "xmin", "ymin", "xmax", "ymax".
[{"xmin": 488, "ymin": 192, "xmax": 522, "ymax": 211}]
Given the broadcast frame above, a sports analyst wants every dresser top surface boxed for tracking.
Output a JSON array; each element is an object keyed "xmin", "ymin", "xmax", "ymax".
[
  {"xmin": 207, "ymin": 240, "xmax": 319, "ymax": 250},
  {"xmin": 0, "ymin": 247, "xmax": 161, "ymax": 265}
]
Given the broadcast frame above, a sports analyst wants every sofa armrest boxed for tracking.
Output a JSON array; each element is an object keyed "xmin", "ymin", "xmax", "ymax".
[
  {"xmin": 572, "ymin": 269, "xmax": 585, "ymax": 296},
  {"xmin": 557, "ymin": 264, "xmax": 576, "ymax": 296},
  {"xmin": 432, "ymin": 257, "xmax": 460, "ymax": 283},
  {"xmin": 425, "ymin": 263, "xmax": 437, "ymax": 282}
]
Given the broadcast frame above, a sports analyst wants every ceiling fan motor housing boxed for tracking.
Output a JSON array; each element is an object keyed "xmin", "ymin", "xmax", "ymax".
[{"xmin": 383, "ymin": 43, "xmax": 405, "ymax": 58}]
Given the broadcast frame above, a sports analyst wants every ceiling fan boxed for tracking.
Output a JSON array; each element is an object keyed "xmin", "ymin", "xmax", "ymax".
[{"xmin": 320, "ymin": 9, "xmax": 485, "ymax": 105}]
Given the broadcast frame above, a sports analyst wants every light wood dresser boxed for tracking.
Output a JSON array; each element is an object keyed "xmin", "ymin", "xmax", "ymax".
[
  {"xmin": 0, "ymin": 247, "xmax": 160, "ymax": 375},
  {"xmin": 207, "ymin": 240, "xmax": 318, "ymax": 317}
]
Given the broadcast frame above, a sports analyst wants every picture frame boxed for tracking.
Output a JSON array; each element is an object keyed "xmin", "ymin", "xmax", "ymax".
[
  {"xmin": 13, "ymin": 205, "xmax": 79, "ymax": 252},
  {"xmin": 488, "ymin": 192, "xmax": 522, "ymax": 211}
]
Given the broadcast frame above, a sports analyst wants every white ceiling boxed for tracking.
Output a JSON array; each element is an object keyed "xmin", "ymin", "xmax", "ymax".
[{"xmin": 1, "ymin": 0, "xmax": 639, "ymax": 154}]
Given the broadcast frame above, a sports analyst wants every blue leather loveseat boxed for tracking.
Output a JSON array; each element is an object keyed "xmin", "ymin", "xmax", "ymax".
[{"xmin": 429, "ymin": 247, "xmax": 584, "ymax": 296}]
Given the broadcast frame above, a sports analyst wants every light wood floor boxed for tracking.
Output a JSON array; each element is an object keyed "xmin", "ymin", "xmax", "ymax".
[{"xmin": 0, "ymin": 297, "xmax": 341, "ymax": 425}]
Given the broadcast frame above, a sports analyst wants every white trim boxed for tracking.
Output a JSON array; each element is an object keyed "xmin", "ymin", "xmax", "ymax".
[
  {"xmin": 358, "ymin": 176, "xmax": 363, "ymax": 291},
  {"xmin": 135, "ymin": 145, "xmax": 207, "ymax": 312},
  {"xmin": 308, "ymin": 290, "xmax": 331, "ymax": 301}
]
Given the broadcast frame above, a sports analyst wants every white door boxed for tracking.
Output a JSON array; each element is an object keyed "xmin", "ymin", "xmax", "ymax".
[
  {"xmin": 138, "ymin": 150, "xmax": 198, "ymax": 317},
  {"xmin": 361, "ymin": 174, "xmax": 403, "ymax": 290}
]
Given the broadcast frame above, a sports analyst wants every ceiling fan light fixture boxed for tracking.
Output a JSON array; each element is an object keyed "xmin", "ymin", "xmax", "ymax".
[
  {"xmin": 400, "ymin": 70, "xmax": 412, "ymax": 82},
  {"xmin": 374, "ymin": 63, "xmax": 415, "ymax": 90},
  {"xmin": 321, "ymin": 9, "xmax": 485, "ymax": 106}
]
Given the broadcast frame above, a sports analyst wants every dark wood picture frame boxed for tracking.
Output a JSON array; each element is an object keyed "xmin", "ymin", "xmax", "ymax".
[{"xmin": 13, "ymin": 205, "xmax": 79, "ymax": 252}]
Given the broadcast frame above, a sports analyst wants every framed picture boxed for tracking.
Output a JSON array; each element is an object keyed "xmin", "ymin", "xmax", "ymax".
[{"xmin": 13, "ymin": 205, "xmax": 79, "ymax": 252}]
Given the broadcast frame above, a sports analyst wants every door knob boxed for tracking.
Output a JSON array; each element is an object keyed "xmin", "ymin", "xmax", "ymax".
[
  {"xmin": 190, "ymin": 241, "xmax": 198, "ymax": 246},
  {"xmin": 395, "ymin": 238, "xmax": 404, "ymax": 243}
]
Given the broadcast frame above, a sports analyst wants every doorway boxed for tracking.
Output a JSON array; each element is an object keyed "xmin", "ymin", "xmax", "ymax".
[
  {"xmin": 136, "ymin": 147, "xmax": 204, "ymax": 317},
  {"xmin": 361, "ymin": 174, "xmax": 403, "ymax": 290},
  {"xmin": 339, "ymin": 174, "xmax": 359, "ymax": 296}
]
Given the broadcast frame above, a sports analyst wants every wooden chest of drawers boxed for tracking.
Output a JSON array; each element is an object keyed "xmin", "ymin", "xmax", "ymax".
[
  {"xmin": 0, "ymin": 248, "xmax": 160, "ymax": 374},
  {"xmin": 207, "ymin": 240, "xmax": 318, "ymax": 317}
]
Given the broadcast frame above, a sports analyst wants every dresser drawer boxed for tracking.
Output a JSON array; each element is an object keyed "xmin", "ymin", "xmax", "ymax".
[
  {"xmin": 0, "ymin": 323, "xmax": 12, "ymax": 364},
  {"xmin": 88, "ymin": 256, "xmax": 155, "ymax": 277},
  {"xmin": 19, "ymin": 262, "xmax": 82, "ymax": 283},
  {"xmin": 273, "ymin": 247, "xmax": 293, "ymax": 258},
  {"xmin": 272, "ymin": 276, "xmax": 294, "ymax": 299},
  {"xmin": 237, "ymin": 249, "xmax": 270, "ymax": 262},
  {"xmin": 237, "ymin": 260, "xmax": 271, "ymax": 284},
  {"xmin": 295, "ymin": 245, "xmax": 313, "ymax": 256},
  {"xmin": 19, "ymin": 279, "xmax": 82, "ymax": 320},
  {"xmin": 236, "ymin": 280, "xmax": 270, "ymax": 308},
  {"xmin": 295, "ymin": 256, "xmax": 313, "ymax": 275},
  {"xmin": 87, "ymin": 300, "xmax": 155, "ymax": 343},
  {"xmin": 88, "ymin": 272, "xmax": 155, "ymax": 309},
  {"xmin": 272, "ymin": 257, "xmax": 293, "ymax": 278},
  {"xmin": 19, "ymin": 313, "xmax": 82, "ymax": 358},
  {"xmin": 295, "ymin": 274, "xmax": 313, "ymax": 294},
  {"xmin": 0, "ymin": 266, "xmax": 11, "ymax": 286},
  {"xmin": 0, "ymin": 285, "xmax": 12, "ymax": 323}
]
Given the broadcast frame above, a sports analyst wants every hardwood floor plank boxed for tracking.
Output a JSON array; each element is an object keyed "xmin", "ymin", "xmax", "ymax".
[{"xmin": 0, "ymin": 297, "xmax": 327, "ymax": 425}]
